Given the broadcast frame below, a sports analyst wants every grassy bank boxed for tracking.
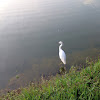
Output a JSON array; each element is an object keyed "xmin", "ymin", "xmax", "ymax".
[{"xmin": 0, "ymin": 60, "xmax": 100, "ymax": 100}]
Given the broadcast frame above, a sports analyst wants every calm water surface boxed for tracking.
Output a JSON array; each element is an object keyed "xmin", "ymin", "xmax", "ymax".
[{"xmin": 0, "ymin": 0, "xmax": 100, "ymax": 89}]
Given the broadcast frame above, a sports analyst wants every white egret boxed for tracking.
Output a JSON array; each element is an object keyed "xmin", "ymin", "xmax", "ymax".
[{"xmin": 59, "ymin": 41, "xmax": 66, "ymax": 64}]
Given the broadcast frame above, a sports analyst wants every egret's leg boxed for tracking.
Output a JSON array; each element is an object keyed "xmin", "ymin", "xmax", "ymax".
[
  {"xmin": 59, "ymin": 63, "xmax": 66, "ymax": 74},
  {"xmin": 59, "ymin": 62, "xmax": 63, "ymax": 67},
  {"xmin": 64, "ymin": 64, "xmax": 66, "ymax": 74}
]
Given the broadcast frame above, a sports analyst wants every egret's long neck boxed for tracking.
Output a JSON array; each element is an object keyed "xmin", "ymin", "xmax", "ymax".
[{"xmin": 59, "ymin": 44, "xmax": 63, "ymax": 51}]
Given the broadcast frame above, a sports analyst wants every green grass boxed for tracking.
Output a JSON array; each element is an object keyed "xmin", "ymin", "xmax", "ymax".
[{"xmin": 0, "ymin": 60, "xmax": 100, "ymax": 100}]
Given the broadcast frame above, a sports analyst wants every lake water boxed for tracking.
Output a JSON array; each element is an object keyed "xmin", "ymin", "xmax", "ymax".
[{"xmin": 0, "ymin": 0, "xmax": 100, "ymax": 89}]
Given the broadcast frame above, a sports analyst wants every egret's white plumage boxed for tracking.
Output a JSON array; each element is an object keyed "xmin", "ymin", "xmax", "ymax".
[{"xmin": 59, "ymin": 41, "xmax": 66, "ymax": 64}]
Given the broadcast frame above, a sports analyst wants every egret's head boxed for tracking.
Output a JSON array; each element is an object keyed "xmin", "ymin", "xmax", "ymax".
[{"xmin": 59, "ymin": 41, "xmax": 63, "ymax": 45}]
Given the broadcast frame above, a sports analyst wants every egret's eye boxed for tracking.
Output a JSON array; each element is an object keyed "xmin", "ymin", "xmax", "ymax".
[{"xmin": 59, "ymin": 41, "xmax": 63, "ymax": 44}]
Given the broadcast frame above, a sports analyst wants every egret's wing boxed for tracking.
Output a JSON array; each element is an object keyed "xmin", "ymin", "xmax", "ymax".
[
  {"xmin": 59, "ymin": 50, "xmax": 66, "ymax": 64},
  {"xmin": 62, "ymin": 50, "xmax": 66, "ymax": 64}
]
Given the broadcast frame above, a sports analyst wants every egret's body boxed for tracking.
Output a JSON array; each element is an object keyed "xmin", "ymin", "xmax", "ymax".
[{"xmin": 59, "ymin": 41, "xmax": 66, "ymax": 64}]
